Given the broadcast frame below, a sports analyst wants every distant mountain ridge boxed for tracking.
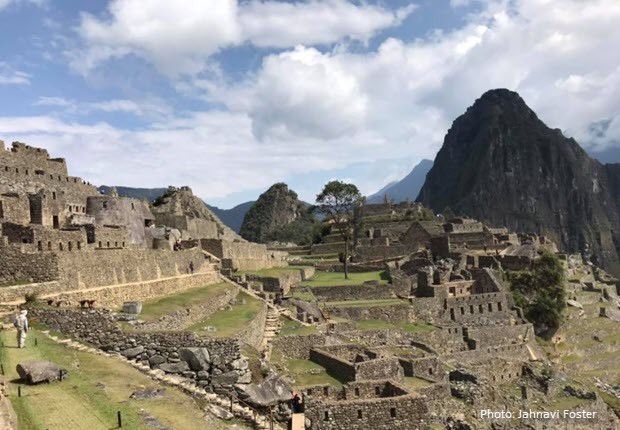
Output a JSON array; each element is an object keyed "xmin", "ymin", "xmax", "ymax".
[
  {"xmin": 417, "ymin": 88, "xmax": 620, "ymax": 275},
  {"xmin": 205, "ymin": 201, "xmax": 254, "ymax": 233},
  {"xmin": 367, "ymin": 159, "xmax": 433, "ymax": 203}
]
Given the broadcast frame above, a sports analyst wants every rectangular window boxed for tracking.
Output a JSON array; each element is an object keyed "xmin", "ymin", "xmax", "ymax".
[
  {"xmin": 357, "ymin": 410, "xmax": 362, "ymax": 419},
  {"xmin": 488, "ymin": 303, "xmax": 493, "ymax": 312},
  {"xmin": 323, "ymin": 387, "xmax": 329, "ymax": 396},
  {"xmin": 498, "ymin": 302, "xmax": 503, "ymax": 311},
  {"xmin": 390, "ymin": 408, "xmax": 396, "ymax": 418},
  {"xmin": 324, "ymin": 411, "xmax": 329, "ymax": 421},
  {"xmin": 354, "ymin": 387, "xmax": 360, "ymax": 396},
  {"xmin": 374, "ymin": 386, "xmax": 380, "ymax": 395},
  {"xmin": 479, "ymin": 304, "xmax": 484, "ymax": 313}
]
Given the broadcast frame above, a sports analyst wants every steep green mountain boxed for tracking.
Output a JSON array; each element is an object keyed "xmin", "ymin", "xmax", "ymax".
[
  {"xmin": 239, "ymin": 183, "xmax": 318, "ymax": 245},
  {"xmin": 367, "ymin": 159, "xmax": 433, "ymax": 203},
  {"xmin": 417, "ymin": 89, "xmax": 620, "ymax": 275}
]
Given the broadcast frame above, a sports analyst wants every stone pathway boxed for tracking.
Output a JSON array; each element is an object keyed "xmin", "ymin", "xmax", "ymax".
[
  {"xmin": 260, "ymin": 307, "xmax": 283, "ymax": 361},
  {"xmin": 38, "ymin": 330, "xmax": 285, "ymax": 430}
]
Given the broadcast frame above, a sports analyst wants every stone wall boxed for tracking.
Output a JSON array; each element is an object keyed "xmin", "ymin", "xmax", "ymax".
[
  {"xmin": 28, "ymin": 308, "xmax": 249, "ymax": 392},
  {"xmin": 245, "ymin": 267, "xmax": 313, "ymax": 294},
  {"xmin": 271, "ymin": 334, "xmax": 328, "ymax": 360},
  {"xmin": 55, "ymin": 248, "xmax": 208, "ymax": 289},
  {"xmin": 353, "ymin": 244, "xmax": 418, "ymax": 262},
  {"xmin": 237, "ymin": 301, "xmax": 268, "ymax": 349},
  {"xmin": 399, "ymin": 357, "xmax": 445, "ymax": 382},
  {"xmin": 355, "ymin": 358, "xmax": 403, "ymax": 382},
  {"xmin": 325, "ymin": 304, "xmax": 411, "ymax": 323},
  {"xmin": 444, "ymin": 292, "xmax": 510, "ymax": 324},
  {"xmin": 0, "ymin": 245, "xmax": 58, "ymax": 285},
  {"xmin": 305, "ymin": 393, "xmax": 430, "ymax": 430},
  {"xmin": 200, "ymin": 239, "xmax": 288, "ymax": 271},
  {"xmin": 86, "ymin": 196, "xmax": 154, "ymax": 246},
  {"xmin": 311, "ymin": 242, "xmax": 346, "ymax": 255},
  {"xmin": 310, "ymin": 283, "xmax": 404, "ymax": 302}
]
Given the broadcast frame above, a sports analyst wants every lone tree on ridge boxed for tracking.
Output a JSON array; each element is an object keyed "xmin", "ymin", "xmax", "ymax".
[{"xmin": 315, "ymin": 180, "xmax": 363, "ymax": 279}]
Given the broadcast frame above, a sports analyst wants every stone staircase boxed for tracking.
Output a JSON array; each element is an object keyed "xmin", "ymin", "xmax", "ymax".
[
  {"xmin": 260, "ymin": 307, "xmax": 283, "ymax": 361},
  {"xmin": 37, "ymin": 329, "xmax": 285, "ymax": 430}
]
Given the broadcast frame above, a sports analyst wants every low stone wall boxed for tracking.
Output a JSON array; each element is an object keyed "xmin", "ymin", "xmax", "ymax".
[
  {"xmin": 138, "ymin": 283, "xmax": 239, "ymax": 331},
  {"xmin": 311, "ymin": 284, "xmax": 402, "ymax": 302},
  {"xmin": 311, "ymin": 242, "xmax": 346, "ymax": 255},
  {"xmin": 467, "ymin": 323, "xmax": 532, "ymax": 348},
  {"xmin": 28, "ymin": 308, "xmax": 250, "ymax": 392},
  {"xmin": 355, "ymin": 358, "xmax": 403, "ymax": 382},
  {"xmin": 326, "ymin": 304, "xmax": 411, "ymax": 322},
  {"xmin": 309, "ymin": 348, "xmax": 356, "ymax": 382},
  {"xmin": 399, "ymin": 357, "xmax": 444, "ymax": 382},
  {"xmin": 237, "ymin": 301, "xmax": 268, "ymax": 349},
  {"xmin": 353, "ymin": 244, "xmax": 418, "ymax": 262},
  {"xmin": 245, "ymin": 267, "xmax": 313, "ymax": 294},
  {"xmin": 271, "ymin": 334, "xmax": 328, "ymax": 360},
  {"xmin": 200, "ymin": 239, "xmax": 288, "ymax": 271}
]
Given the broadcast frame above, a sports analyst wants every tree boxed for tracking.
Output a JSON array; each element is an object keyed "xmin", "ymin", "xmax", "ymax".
[{"xmin": 315, "ymin": 181, "xmax": 363, "ymax": 279}]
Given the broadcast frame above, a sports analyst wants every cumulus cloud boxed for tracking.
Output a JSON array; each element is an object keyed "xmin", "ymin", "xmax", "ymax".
[
  {"xmin": 70, "ymin": 0, "xmax": 413, "ymax": 76},
  {"xmin": 34, "ymin": 96, "xmax": 172, "ymax": 120}
]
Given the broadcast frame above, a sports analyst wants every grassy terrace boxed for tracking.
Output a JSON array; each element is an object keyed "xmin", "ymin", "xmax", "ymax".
[
  {"xmin": 301, "ymin": 270, "xmax": 389, "ymax": 287},
  {"xmin": 188, "ymin": 292, "xmax": 264, "ymax": 338},
  {"xmin": 323, "ymin": 298, "xmax": 405, "ymax": 308},
  {"xmin": 354, "ymin": 319, "xmax": 437, "ymax": 333},
  {"xmin": 236, "ymin": 266, "xmax": 306, "ymax": 277},
  {"xmin": 0, "ymin": 331, "xmax": 245, "ymax": 430},
  {"xmin": 270, "ymin": 349, "xmax": 342, "ymax": 388},
  {"xmin": 278, "ymin": 317, "xmax": 319, "ymax": 336},
  {"xmin": 137, "ymin": 282, "xmax": 233, "ymax": 321}
]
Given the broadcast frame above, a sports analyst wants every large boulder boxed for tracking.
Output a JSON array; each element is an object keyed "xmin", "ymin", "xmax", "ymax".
[
  {"xmin": 16, "ymin": 361, "xmax": 67, "ymax": 385},
  {"xmin": 121, "ymin": 346, "xmax": 144, "ymax": 359},
  {"xmin": 122, "ymin": 302, "xmax": 142, "ymax": 314},
  {"xmin": 178, "ymin": 347, "xmax": 211, "ymax": 371},
  {"xmin": 237, "ymin": 375, "xmax": 292, "ymax": 408},
  {"xmin": 159, "ymin": 362, "xmax": 190, "ymax": 374}
]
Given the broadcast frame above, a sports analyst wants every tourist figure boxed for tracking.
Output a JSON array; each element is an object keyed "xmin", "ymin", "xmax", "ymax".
[
  {"xmin": 13, "ymin": 310, "xmax": 29, "ymax": 348},
  {"xmin": 291, "ymin": 392, "xmax": 301, "ymax": 413},
  {"xmin": 189, "ymin": 261, "xmax": 195, "ymax": 274}
]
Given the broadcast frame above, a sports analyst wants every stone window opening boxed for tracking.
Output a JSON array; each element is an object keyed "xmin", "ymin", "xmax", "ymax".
[
  {"xmin": 450, "ymin": 308, "xmax": 455, "ymax": 321},
  {"xmin": 429, "ymin": 367, "xmax": 434, "ymax": 375},
  {"xmin": 49, "ymin": 174, "xmax": 53, "ymax": 179},
  {"xmin": 122, "ymin": 242, "xmax": 125, "ymax": 247},
  {"xmin": 354, "ymin": 387, "xmax": 360, "ymax": 397},
  {"xmin": 488, "ymin": 303, "xmax": 493, "ymax": 312},
  {"xmin": 390, "ymin": 408, "xmax": 396, "ymax": 418},
  {"xmin": 323, "ymin": 387, "xmax": 329, "ymax": 396},
  {"xmin": 498, "ymin": 302, "xmax": 503, "ymax": 311},
  {"xmin": 53, "ymin": 215, "xmax": 59, "ymax": 229},
  {"xmin": 479, "ymin": 304, "xmax": 483, "ymax": 313},
  {"xmin": 357, "ymin": 410, "xmax": 363, "ymax": 419},
  {"xmin": 374, "ymin": 386, "xmax": 380, "ymax": 396},
  {"xmin": 98, "ymin": 241, "xmax": 102, "ymax": 248},
  {"xmin": 77, "ymin": 241, "xmax": 81, "ymax": 250},
  {"xmin": 37, "ymin": 241, "xmax": 42, "ymax": 252},
  {"xmin": 107, "ymin": 241, "xmax": 110, "ymax": 248},
  {"xmin": 59, "ymin": 242, "xmax": 63, "ymax": 251},
  {"xmin": 47, "ymin": 241, "xmax": 52, "ymax": 251},
  {"xmin": 4, "ymin": 166, "xmax": 7, "ymax": 171},
  {"xmin": 52, "ymin": 192, "xmax": 56, "ymax": 200},
  {"xmin": 469, "ymin": 305, "xmax": 474, "ymax": 314},
  {"xmin": 460, "ymin": 307, "xmax": 465, "ymax": 315},
  {"xmin": 131, "ymin": 202, "xmax": 135, "ymax": 211},
  {"xmin": 102, "ymin": 201, "xmax": 108, "ymax": 209},
  {"xmin": 58, "ymin": 175, "xmax": 61, "ymax": 180},
  {"xmin": 15, "ymin": 168, "xmax": 18, "ymax": 173},
  {"xmin": 307, "ymin": 389, "xmax": 313, "ymax": 396},
  {"xmin": 25, "ymin": 169, "xmax": 28, "ymax": 175},
  {"xmin": 0, "ymin": 200, "xmax": 3, "ymax": 219},
  {"xmin": 324, "ymin": 411, "xmax": 329, "ymax": 421},
  {"xmin": 82, "ymin": 207, "xmax": 85, "ymax": 213},
  {"xmin": 68, "ymin": 241, "xmax": 72, "ymax": 251},
  {"xmin": 22, "ymin": 238, "xmax": 28, "ymax": 244}
]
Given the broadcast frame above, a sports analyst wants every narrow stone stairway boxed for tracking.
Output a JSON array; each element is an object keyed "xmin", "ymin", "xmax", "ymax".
[{"xmin": 260, "ymin": 307, "xmax": 283, "ymax": 361}]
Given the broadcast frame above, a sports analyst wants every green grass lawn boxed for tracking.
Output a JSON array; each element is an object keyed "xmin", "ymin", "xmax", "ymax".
[
  {"xmin": 137, "ymin": 282, "xmax": 233, "ymax": 321},
  {"xmin": 284, "ymin": 358, "xmax": 343, "ymax": 388},
  {"xmin": 0, "ymin": 331, "xmax": 244, "ymax": 430},
  {"xmin": 188, "ymin": 292, "xmax": 264, "ymax": 338},
  {"xmin": 301, "ymin": 270, "xmax": 389, "ymax": 287},
  {"xmin": 323, "ymin": 298, "xmax": 405, "ymax": 308},
  {"xmin": 403, "ymin": 377, "xmax": 434, "ymax": 390},
  {"xmin": 278, "ymin": 318, "xmax": 319, "ymax": 336},
  {"xmin": 290, "ymin": 289, "xmax": 316, "ymax": 302}
]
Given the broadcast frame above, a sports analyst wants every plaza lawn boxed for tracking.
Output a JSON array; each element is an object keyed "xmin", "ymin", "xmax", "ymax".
[
  {"xmin": 355, "ymin": 319, "xmax": 437, "ymax": 333},
  {"xmin": 278, "ymin": 317, "xmax": 319, "ymax": 336},
  {"xmin": 188, "ymin": 292, "xmax": 264, "ymax": 338},
  {"xmin": 301, "ymin": 270, "xmax": 389, "ymax": 287},
  {"xmin": 285, "ymin": 358, "xmax": 344, "ymax": 388},
  {"xmin": 0, "ymin": 331, "xmax": 246, "ymax": 430},
  {"xmin": 137, "ymin": 282, "xmax": 234, "ymax": 321}
]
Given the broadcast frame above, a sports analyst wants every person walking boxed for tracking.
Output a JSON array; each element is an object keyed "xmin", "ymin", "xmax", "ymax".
[
  {"xmin": 14, "ymin": 309, "xmax": 29, "ymax": 348},
  {"xmin": 189, "ymin": 261, "xmax": 195, "ymax": 274}
]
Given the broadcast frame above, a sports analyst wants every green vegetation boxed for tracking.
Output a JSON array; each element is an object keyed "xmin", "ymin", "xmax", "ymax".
[
  {"xmin": 354, "ymin": 319, "xmax": 436, "ymax": 333},
  {"xmin": 403, "ymin": 377, "xmax": 433, "ymax": 389},
  {"xmin": 237, "ymin": 266, "xmax": 305, "ymax": 277},
  {"xmin": 278, "ymin": 317, "xmax": 319, "ymax": 336},
  {"xmin": 301, "ymin": 270, "xmax": 389, "ymax": 287},
  {"xmin": 239, "ymin": 183, "xmax": 319, "ymax": 245},
  {"xmin": 189, "ymin": 292, "xmax": 263, "ymax": 337},
  {"xmin": 0, "ymin": 331, "xmax": 240, "ymax": 430},
  {"xmin": 507, "ymin": 251, "xmax": 566, "ymax": 334},
  {"xmin": 138, "ymin": 283, "xmax": 233, "ymax": 321},
  {"xmin": 151, "ymin": 188, "xmax": 174, "ymax": 206},
  {"xmin": 361, "ymin": 207, "xmax": 434, "ymax": 224},
  {"xmin": 291, "ymin": 289, "xmax": 316, "ymax": 302},
  {"xmin": 323, "ymin": 299, "xmax": 405, "ymax": 308}
]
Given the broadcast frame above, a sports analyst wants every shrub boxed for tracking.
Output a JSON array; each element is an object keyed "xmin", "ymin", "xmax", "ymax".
[
  {"xmin": 507, "ymin": 251, "xmax": 566, "ymax": 335},
  {"xmin": 24, "ymin": 291, "xmax": 39, "ymax": 304}
]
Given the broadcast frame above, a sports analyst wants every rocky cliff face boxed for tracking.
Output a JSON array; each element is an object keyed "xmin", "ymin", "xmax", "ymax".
[
  {"xmin": 417, "ymin": 89, "xmax": 620, "ymax": 274},
  {"xmin": 240, "ymin": 183, "xmax": 316, "ymax": 244}
]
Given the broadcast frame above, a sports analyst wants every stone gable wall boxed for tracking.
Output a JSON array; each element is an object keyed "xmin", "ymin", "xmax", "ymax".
[
  {"xmin": 271, "ymin": 334, "xmax": 329, "ymax": 360},
  {"xmin": 325, "ymin": 304, "xmax": 411, "ymax": 323}
]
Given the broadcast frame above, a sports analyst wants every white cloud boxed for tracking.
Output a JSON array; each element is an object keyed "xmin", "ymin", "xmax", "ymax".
[
  {"xmin": 0, "ymin": 0, "xmax": 45, "ymax": 11},
  {"xmin": 239, "ymin": 0, "xmax": 415, "ymax": 48},
  {"xmin": 34, "ymin": 96, "xmax": 172, "ymax": 120},
  {"xmin": 0, "ymin": 63, "xmax": 30, "ymax": 85},
  {"xmin": 71, "ymin": 0, "xmax": 413, "ymax": 76}
]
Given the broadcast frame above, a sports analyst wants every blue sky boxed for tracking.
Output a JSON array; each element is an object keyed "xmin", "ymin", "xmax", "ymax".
[{"xmin": 0, "ymin": 0, "xmax": 618, "ymax": 208}]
